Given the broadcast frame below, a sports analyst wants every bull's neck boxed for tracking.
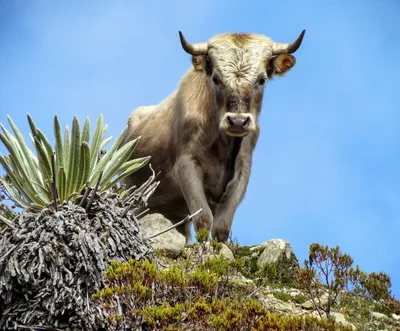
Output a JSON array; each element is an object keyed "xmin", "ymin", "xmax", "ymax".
[
  {"xmin": 219, "ymin": 133, "xmax": 243, "ymax": 193},
  {"xmin": 218, "ymin": 132, "xmax": 243, "ymax": 162},
  {"xmin": 219, "ymin": 132, "xmax": 243, "ymax": 151}
]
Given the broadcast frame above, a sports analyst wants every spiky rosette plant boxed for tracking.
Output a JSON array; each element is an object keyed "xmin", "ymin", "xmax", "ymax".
[{"xmin": 0, "ymin": 114, "xmax": 158, "ymax": 330}]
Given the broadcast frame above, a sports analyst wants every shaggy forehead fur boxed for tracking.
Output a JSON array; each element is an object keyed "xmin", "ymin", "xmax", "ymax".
[{"xmin": 208, "ymin": 33, "xmax": 274, "ymax": 90}]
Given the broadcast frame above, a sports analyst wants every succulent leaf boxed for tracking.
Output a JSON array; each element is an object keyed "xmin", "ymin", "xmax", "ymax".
[{"xmin": 0, "ymin": 114, "xmax": 150, "ymax": 212}]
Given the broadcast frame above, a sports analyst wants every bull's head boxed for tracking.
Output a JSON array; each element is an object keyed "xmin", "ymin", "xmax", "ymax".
[{"xmin": 179, "ymin": 30, "xmax": 305, "ymax": 137}]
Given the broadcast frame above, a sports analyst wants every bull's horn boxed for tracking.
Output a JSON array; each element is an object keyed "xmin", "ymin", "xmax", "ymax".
[
  {"xmin": 178, "ymin": 31, "xmax": 209, "ymax": 56},
  {"xmin": 271, "ymin": 29, "xmax": 306, "ymax": 55}
]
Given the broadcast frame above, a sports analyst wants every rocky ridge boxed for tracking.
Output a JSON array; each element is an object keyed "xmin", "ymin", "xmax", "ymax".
[{"xmin": 140, "ymin": 213, "xmax": 400, "ymax": 331}]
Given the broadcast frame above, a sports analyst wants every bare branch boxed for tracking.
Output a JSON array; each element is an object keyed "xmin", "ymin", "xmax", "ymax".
[
  {"xmin": 14, "ymin": 324, "xmax": 64, "ymax": 330},
  {"xmin": 135, "ymin": 208, "xmax": 150, "ymax": 220},
  {"xmin": 244, "ymin": 286, "xmax": 262, "ymax": 300},
  {"xmin": 149, "ymin": 209, "xmax": 202, "ymax": 239},
  {"xmin": 79, "ymin": 186, "xmax": 92, "ymax": 208}
]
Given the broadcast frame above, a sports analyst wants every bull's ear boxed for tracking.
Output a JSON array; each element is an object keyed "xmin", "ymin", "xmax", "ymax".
[
  {"xmin": 191, "ymin": 55, "xmax": 212, "ymax": 75},
  {"xmin": 267, "ymin": 54, "xmax": 296, "ymax": 78}
]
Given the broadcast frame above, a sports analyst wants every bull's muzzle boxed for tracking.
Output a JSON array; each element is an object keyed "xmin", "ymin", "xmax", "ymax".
[{"xmin": 220, "ymin": 113, "xmax": 255, "ymax": 137}]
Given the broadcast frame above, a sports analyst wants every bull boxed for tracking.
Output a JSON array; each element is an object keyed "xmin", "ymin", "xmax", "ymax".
[{"xmin": 121, "ymin": 30, "xmax": 306, "ymax": 243}]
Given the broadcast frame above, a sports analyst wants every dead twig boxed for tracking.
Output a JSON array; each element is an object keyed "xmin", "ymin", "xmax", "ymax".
[
  {"xmin": 149, "ymin": 209, "xmax": 202, "ymax": 239},
  {"xmin": 14, "ymin": 323, "xmax": 65, "ymax": 330},
  {"xmin": 122, "ymin": 165, "xmax": 159, "ymax": 217},
  {"xmin": 156, "ymin": 260, "xmax": 167, "ymax": 268},
  {"xmin": 244, "ymin": 286, "xmax": 262, "ymax": 300},
  {"xmin": 85, "ymin": 171, "xmax": 103, "ymax": 212},
  {"xmin": 135, "ymin": 208, "xmax": 150, "ymax": 220},
  {"xmin": 79, "ymin": 186, "xmax": 92, "ymax": 208}
]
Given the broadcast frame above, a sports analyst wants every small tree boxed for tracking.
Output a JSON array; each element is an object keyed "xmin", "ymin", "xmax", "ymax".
[
  {"xmin": 298, "ymin": 243, "xmax": 353, "ymax": 319},
  {"xmin": 349, "ymin": 265, "xmax": 392, "ymax": 301}
]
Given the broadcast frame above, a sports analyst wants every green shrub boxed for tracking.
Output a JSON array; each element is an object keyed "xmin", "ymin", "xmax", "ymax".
[
  {"xmin": 93, "ymin": 257, "xmax": 354, "ymax": 330},
  {"xmin": 257, "ymin": 252, "xmax": 300, "ymax": 287},
  {"xmin": 293, "ymin": 293, "xmax": 308, "ymax": 304},
  {"xmin": 383, "ymin": 296, "xmax": 400, "ymax": 315},
  {"xmin": 225, "ymin": 238, "xmax": 300, "ymax": 287},
  {"xmin": 349, "ymin": 265, "xmax": 392, "ymax": 301},
  {"xmin": 195, "ymin": 228, "xmax": 210, "ymax": 243},
  {"xmin": 228, "ymin": 245, "xmax": 264, "ymax": 280}
]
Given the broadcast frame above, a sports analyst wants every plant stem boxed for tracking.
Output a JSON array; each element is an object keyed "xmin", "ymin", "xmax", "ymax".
[
  {"xmin": 79, "ymin": 186, "xmax": 92, "ymax": 208},
  {"xmin": 85, "ymin": 171, "xmax": 103, "ymax": 213},
  {"xmin": 149, "ymin": 209, "xmax": 202, "ymax": 239}
]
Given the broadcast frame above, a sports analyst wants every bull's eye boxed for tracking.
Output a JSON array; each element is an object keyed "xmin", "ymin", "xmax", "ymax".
[
  {"xmin": 258, "ymin": 77, "xmax": 266, "ymax": 86},
  {"xmin": 212, "ymin": 76, "xmax": 220, "ymax": 85}
]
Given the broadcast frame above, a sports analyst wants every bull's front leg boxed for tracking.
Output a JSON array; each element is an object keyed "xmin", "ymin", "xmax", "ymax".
[
  {"xmin": 212, "ymin": 157, "xmax": 252, "ymax": 242},
  {"xmin": 176, "ymin": 155, "xmax": 213, "ymax": 241}
]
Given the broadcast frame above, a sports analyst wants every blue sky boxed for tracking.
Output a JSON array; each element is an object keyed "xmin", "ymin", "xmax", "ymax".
[{"xmin": 1, "ymin": 1, "xmax": 399, "ymax": 296}]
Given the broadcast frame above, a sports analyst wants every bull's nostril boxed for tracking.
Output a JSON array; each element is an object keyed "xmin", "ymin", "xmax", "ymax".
[{"xmin": 227, "ymin": 116, "xmax": 234, "ymax": 126}]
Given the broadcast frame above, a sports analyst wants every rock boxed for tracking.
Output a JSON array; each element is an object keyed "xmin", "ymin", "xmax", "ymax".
[
  {"xmin": 259, "ymin": 293, "xmax": 303, "ymax": 315},
  {"xmin": 219, "ymin": 243, "xmax": 234, "ymax": 261},
  {"xmin": 310, "ymin": 310, "xmax": 324, "ymax": 319},
  {"xmin": 302, "ymin": 300, "xmax": 315, "ymax": 310},
  {"xmin": 302, "ymin": 293, "xmax": 329, "ymax": 310},
  {"xmin": 231, "ymin": 272, "xmax": 253, "ymax": 284},
  {"xmin": 371, "ymin": 311, "xmax": 390, "ymax": 321},
  {"xmin": 319, "ymin": 293, "xmax": 329, "ymax": 307},
  {"xmin": 139, "ymin": 213, "xmax": 186, "ymax": 258},
  {"xmin": 289, "ymin": 290, "xmax": 301, "ymax": 297},
  {"xmin": 256, "ymin": 239, "xmax": 294, "ymax": 267},
  {"xmin": 331, "ymin": 312, "xmax": 356, "ymax": 330},
  {"xmin": 392, "ymin": 313, "xmax": 400, "ymax": 321}
]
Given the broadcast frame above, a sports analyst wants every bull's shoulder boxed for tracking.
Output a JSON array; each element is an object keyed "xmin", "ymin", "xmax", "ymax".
[{"xmin": 128, "ymin": 105, "xmax": 158, "ymax": 127}]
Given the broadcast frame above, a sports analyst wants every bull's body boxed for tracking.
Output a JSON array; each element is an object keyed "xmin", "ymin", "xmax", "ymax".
[{"xmin": 122, "ymin": 30, "xmax": 305, "ymax": 242}]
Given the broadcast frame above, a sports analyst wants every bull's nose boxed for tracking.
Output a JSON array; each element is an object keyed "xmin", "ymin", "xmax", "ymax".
[{"xmin": 227, "ymin": 115, "xmax": 251, "ymax": 131}]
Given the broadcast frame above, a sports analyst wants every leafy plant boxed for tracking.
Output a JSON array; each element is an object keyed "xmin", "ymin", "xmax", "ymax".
[
  {"xmin": 94, "ymin": 258, "xmax": 354, "ymax": 331},
  {"xmin": 0, "ymin": 114, "xmax": 150, "ymax": 214},
  {"xmin": 345, "ymin": 264, "xmax": 400, "ymax": 319},
  {"xmin": 195, "ymin": 228, "xmax": 210, "ymax": 243},
  {"xmin": 298, "ymin": 243, "xmax": 353, "ymax": 319},
  {"xmin": 0, "ymin": 113, "xmax": 156, "ymax": 329},
  {"xmin": 349, "ymin": 265, "xmax": 392, "ymax": 301}
]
